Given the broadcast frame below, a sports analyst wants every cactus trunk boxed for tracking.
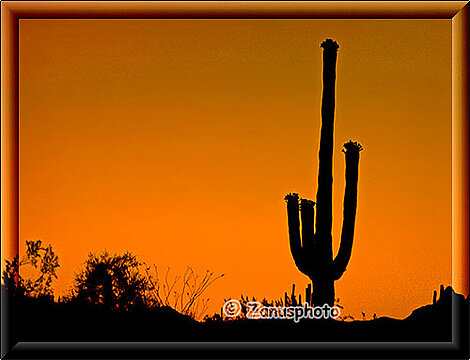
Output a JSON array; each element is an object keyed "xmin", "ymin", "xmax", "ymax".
[
  {"xmin": 285, "ymin": 39, "xmax": 363, "ymax": 308},
  {"xmin": 315, "ymin": 40, "xmax": 338, "ymax": 261}
]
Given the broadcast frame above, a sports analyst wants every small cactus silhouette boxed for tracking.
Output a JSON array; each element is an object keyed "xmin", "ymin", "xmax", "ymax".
[
  {"xmin": 285, "ymin": 39, "xmax": 363, "ymax": 307},
  {"xmin": 305, "ymin": 283, "xmax": 312, "ymax": 306}
]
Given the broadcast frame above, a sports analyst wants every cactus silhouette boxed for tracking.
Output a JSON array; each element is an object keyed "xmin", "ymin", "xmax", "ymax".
[{"xmin": 284, "ymin": 39, "xmax": 363, "ymax": 307}]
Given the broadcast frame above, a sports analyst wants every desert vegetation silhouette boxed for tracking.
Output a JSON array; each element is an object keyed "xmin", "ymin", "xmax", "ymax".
[
  {"xmin": 3, "ymin": 240, "xmax": 223, "ymax": 320},
  {"xmin": 2, "ymin": 239, "xmax": 466, "ymax": 343},
  {"xmin": 285, "ymin": 39, "xmax": 363, "ymax": 307}
]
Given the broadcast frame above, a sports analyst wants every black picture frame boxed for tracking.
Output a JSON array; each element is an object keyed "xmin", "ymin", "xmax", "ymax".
[{"xmin": 1, "ymin": 1, "xmax": 468, "ymax": 359}]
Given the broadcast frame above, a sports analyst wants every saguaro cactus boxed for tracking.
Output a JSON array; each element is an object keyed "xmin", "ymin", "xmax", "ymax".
[{"xmin": 285, "ymin": 39, "xmax": 363, "ymax": 307}]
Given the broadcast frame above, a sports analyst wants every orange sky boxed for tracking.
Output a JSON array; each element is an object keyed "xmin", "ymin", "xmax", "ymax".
[{"xmin": 19, "ymin": 19, "xmax": 453, "ymax": 320}]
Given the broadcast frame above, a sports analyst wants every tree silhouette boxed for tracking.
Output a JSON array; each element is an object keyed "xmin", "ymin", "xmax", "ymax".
[
  {"xmin": 285, "ymin": 39, "xmax": 363, "ymax": 306},
  {"xmin": 70, "ymin": 251, "xmax": 223, "ymax": 317},
  {"xmin": 2, "ymin": 240, "xmax": 59, "ymax": 299},
  {"xmin": 71, "ymin": 251, "xmax": 151, "ymax": 311}
]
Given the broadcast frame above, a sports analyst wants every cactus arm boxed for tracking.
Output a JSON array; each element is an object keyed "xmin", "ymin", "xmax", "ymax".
[
  {"xmin": 300, "ymin": 199, "xmax": 315, "ymax": 248},
  {"xmin": 285, "ymin": 193, "xmax": 304, "ymax": 270},
  {"xmin": 315, "ymin": 39, "xmax": 339, "ymax": 258},
  {"xmin": 332, "ymin": 141, "xmax": 362, "ymax": 280}
]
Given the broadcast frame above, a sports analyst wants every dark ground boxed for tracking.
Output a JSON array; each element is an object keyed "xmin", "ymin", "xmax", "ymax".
[{"xmin": 3, "ymin": 286, "xmax": 468, "ymax": 343}]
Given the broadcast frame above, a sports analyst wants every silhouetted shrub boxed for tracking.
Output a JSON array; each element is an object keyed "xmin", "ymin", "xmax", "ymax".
[
  {"xmin": 68, "ymin": 251, "xmax": 224, "ymax": 319},
  {"xmin": 145, "ymin": 265, "xmax": 224, "ymax": 319},
  {"xmin": 2, "ymin": 240, "xmax": 59, "ymax": 299},
  {"xmin": 69, "ymin": 251, "xmax": 152, "ymax": 311}
]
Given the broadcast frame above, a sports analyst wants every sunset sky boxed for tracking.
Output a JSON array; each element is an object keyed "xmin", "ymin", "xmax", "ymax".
[{"xmin": 19, "ymin": 19, "xmax": 452, "ymax": 320}]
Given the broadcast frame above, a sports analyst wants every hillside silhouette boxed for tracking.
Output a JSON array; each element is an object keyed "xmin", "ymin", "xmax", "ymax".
[
  {"xmin": 2, "ymin": 281, "xmax": 468, "ymax": 343},
  {"xmin": 3, "ymin": 240, "xmax": 468, "ymax": 344}
]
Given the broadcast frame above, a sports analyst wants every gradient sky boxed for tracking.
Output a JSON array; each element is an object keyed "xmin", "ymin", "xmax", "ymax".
[{"xmin": 19, "ymin": 19, "xmax": 452, "ymax": 320}]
